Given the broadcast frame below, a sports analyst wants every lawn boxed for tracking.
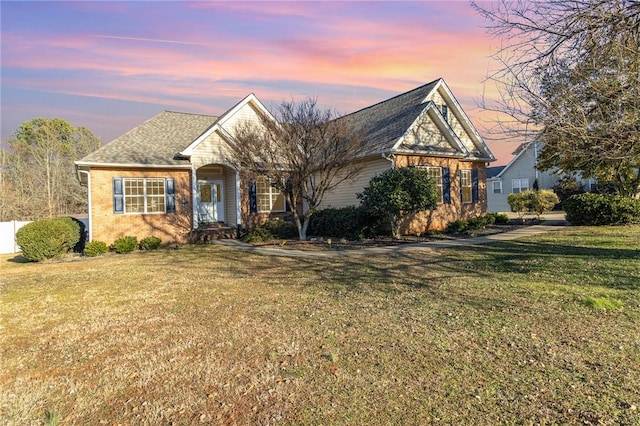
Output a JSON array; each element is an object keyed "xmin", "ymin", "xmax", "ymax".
[{"xmin": 1, "ymin": 226, "xmax": 639, "ymax": 425}]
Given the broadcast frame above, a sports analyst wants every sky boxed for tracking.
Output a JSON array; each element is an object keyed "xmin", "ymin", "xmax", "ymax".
[{"xmin": 1, "ymin": 1, "xmax": 516, "ymax": 165}]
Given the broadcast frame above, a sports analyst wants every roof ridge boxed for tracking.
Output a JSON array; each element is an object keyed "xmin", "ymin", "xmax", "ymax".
[
  {"xmin": 340, "ymin": 78, "xmax": 441, "ymax": 119},
  {"xmin": 162, "ymin": 110, "xmax": 218, "ymax": 118}
]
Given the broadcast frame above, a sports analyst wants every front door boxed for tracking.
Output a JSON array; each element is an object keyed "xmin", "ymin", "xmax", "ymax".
[{"xmin": 198, "ymin": 180, "xmax": 224, "ymax": 223}]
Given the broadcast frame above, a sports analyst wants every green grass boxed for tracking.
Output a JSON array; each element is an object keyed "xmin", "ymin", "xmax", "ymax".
[{"xmin": 1, "ymin": 226, "xmax": 639, "ymax": 425}]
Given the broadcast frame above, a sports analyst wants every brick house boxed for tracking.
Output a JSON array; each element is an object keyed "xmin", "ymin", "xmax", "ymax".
[{"xmin": 75, "ymin": 79, "xmax": 495, "ymax": 244}]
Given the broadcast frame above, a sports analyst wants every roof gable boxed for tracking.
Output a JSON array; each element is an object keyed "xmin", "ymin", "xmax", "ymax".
[
  {"xmin": 339, "ymin": 79, "xmax": 440, "ymax": 157},
  {"xmin": 338, "ymin": 78, "xmax": 494, "ymax": 161},
  {"xmin": 393, "ymin": 101, "xmax": 469, "ymax": 157},
  {"xmin": 492, "ymin": 140, "xmax": 536, "ymax": 178},
  {"xmin": 180, "ymin": 93, "xmax": 274, "ymax": 157},
  {"xmin": 425, "ymin": 79, "xmax": 495, "ymax": 161}
]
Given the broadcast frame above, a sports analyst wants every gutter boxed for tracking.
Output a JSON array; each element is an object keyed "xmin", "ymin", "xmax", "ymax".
[{"xmin": 381, "ymin": 152, "xmax": 395, "ymax": 167}]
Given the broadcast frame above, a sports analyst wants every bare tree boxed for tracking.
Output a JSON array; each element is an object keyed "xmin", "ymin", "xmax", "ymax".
[
  {"xmin": 1, "ymin": 118, "xmax": 101, "ymax": 221},
  {"xmin": 225, "ymin": 98, "xmax": 366, "ymax": 240},
  {"xmin": 472, "ymin": 0, "xmax": 640, "ymax": 196}
]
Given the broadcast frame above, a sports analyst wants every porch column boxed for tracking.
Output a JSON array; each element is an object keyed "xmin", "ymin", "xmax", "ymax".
[
  {"xmin": 191, "ymin": 165, "xmax": 199, "ymax": 229},
  {"xmin": 235, "ymin": 170, "xmax": 242, "ymax": 226}
]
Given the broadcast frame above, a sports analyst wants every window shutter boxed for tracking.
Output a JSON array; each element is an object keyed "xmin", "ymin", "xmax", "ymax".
[
  {"xmin": 458, "ymin": 170, "xmax": 463, "ymax": 202},
  {"xmin": 166, "ymin": 178, "xmax": 176, "ymax": 213},
  {"xmin": 285, "ymin": 179, "xmax": 292, "ymax": 212},
  {"xmin": 249, "ymin": 181, "xmax": 257, "ymax": 213},
  {"xmin": 442, "ymin": 167, "xmax": 451, "ymax": 204},
  {"xmin": 472, "ymin": 169, "xmax": 479, "ymax": 203},
  {"xmin": 113, "ymin": 177, "xmax": 124, "ymax": 214}
]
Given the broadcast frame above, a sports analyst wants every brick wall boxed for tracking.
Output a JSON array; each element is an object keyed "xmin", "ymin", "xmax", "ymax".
[
  {"xmin": 394, "ymin": 155, "xmax": 488, "ymax": 233},
  {"xmin": 90, "ymin": 167, "xmax": 193, "ymax": 244}
]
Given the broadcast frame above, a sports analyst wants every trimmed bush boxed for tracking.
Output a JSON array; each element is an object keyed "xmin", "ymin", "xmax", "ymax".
[
  {"xmin": 84, "ymin": 240, "xmax": 109, "ymax": 257},
  {"xmin": 467, "ymin": 215, "xmax": 493, "ymax": 230},
  {"xmin": 244, "ymin": 227, "xmax": 273, "ymax": 243},
  {"xmin": 113, "ymin": 236, "xmax": 137, "ymax": 254},
  {"xmin": 15, "ymin": 217, "xmax": 80, "ymax": 262},
  {"xmin": 446, "ymin": 219, "xmax": 468, "ymax": 234},
  {"xmin": 489, "ymin": 212, "xmax": 510, "ymax": 224},
  {"xmin": 262, "ymin": 219, "xmax": 298, "ymax": 239},
  {"xmin": 139, "ymin": 236, "xmax": 162, "ymax": 250},
  {"xmin": 308, "ymin": 206, "xmax": 377, "ymax": 240},
  {"xmin": 508, "ymin": 190, "xmax": 559, "ymax": 218},
  {"xmin": 564, "ymin": 193, "xmax": 640, "ymax": 225}
]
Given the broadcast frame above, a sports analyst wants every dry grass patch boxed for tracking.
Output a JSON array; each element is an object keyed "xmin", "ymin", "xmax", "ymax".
[{"xmin": 1, "ymin": 226, "xmax": 639, "ymax": 425}]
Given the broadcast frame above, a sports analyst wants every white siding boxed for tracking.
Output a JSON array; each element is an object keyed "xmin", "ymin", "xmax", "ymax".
[
  {"xmin": 219, "ymin": 102, "xmax": 263, "ymax": 135},
  {"xmin": 190, "ymin": 131, "xmax": 229, "ymax": 169},
  {"xmin": 487, "ymin": 142, "xmax": 564, "ymax": 212},
  {"xmin": 319, "ymin": 157, "xmax": 392, "ymax": 208}
]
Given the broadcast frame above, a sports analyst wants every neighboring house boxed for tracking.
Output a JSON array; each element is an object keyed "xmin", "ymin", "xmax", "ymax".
[
  {"xmin": 76, "ymin": 78, "xmax": 495, "ymax": 244},
  {"xmin": 321, "ymin": 78, "xmax": 495, "ymax": 233},
  {"xmin": 486, "ymin": 140, "xmax": 596, "ymax": 212}
]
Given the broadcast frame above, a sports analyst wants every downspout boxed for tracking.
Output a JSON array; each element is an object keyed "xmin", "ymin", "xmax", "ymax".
[
  {"xmin": 382, "ymin": 152, "xmax": 395, "ymax": 167},
  {"xmin": 235, "ymin": 170, "xmax": 242, "ymax": 226},
  {"xmin": 76, "ymin": 169, "xmax": 92, "ymax": 242},
  {"xmin": 191, "ymin": 164, "xmax": 199, "ymax": 229}
]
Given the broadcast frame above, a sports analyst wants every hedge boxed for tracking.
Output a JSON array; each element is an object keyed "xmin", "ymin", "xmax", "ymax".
[{"xmin": 564, "ymin": 193, "xmax": 640, "ymax": 225}]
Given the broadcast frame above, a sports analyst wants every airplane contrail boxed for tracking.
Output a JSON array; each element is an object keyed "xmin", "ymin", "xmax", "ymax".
[{"xmin": 94, "ymin": 34, "xmax": 214, "ymax": 47}]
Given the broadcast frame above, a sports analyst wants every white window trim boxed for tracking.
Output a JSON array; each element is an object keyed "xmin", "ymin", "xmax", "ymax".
[
  {"xmin": 492, "ymin": 180, "xmax": 502, "ymax": 194},
  {"xmin": 511, "ymin": 178, "xmax": 529, "ymax": 194},
  {"xmin": 461, "ymin": 169, "xmax": 472, "ymax": 204},
  {"xmin": 256, "ymin": 177, "xmax": 286, "ymax": 213},
  {"xmin": 424, "ymin": 166, "xmax": 444, "ymax": 204},
  {"xmin": 123, "ymin": 177, "xmax": 166, "ymax": 214}
]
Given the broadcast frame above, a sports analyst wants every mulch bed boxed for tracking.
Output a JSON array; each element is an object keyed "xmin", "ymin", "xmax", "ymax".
[{"xmin": 252, "ymin": 222, "xmax": 533, "ymax": 251}]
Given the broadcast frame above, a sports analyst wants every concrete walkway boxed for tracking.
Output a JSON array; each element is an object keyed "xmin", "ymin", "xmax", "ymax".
[{"xmin": 212, "ymin": 212, "xmax": 569, "ymax": 258}]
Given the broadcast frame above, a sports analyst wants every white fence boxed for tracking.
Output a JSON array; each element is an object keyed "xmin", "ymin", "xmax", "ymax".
[
  {"xmin": 0, "ymin": 217, "xmax": 89, "ymax": 255},
  {"xmin": 0, "ymin": 220, "xmax": 31, "ymax": 254}
]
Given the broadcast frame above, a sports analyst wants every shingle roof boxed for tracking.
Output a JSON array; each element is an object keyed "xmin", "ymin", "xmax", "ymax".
[
  {"xmin": 79, "ymin": 111, "xmax": 217, "ymax": 166},
  {"xmin": 340, "ymin": 79, "xmax": 440, "ymax": 156},
  {"xmin": 486, "ymin": 165, "xmax": 506, "ymax": 178}
]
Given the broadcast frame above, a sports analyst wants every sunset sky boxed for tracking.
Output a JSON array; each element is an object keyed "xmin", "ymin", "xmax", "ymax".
[{"xmin": 1, "ymin": 1, "xmax": 517, "ymax": 164}]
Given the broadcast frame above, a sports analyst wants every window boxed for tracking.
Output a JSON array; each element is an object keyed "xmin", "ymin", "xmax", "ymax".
[
  {"xmin": 492, "ymin": 181, "xmax": 502, "ymax": 194},
  {"xmin": 113, "ymin": 177, "xmax": 174, "ymax": 214},
  {"xmin": 441, "ymin": 104, "xmax": 448, "ymax": 122},
  {"xmin": 256, "ymin": 177, "xmax": 285, "ymax": 212},
  {"xmin": 460, "ymin": 170, "xmax": 472, "ymax": 203},
  {"xmin": 426, "ymin": 166, "xmax": 443, "ymax": 204},
  {"xmin": 511, "ymin": 178, "xmax": 529, "ymax": 193}
]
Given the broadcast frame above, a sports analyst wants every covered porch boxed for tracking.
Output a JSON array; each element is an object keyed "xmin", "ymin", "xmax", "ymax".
[{"xmin": 191, "ymin": 163, "xmax": 242, "ymax": 241}]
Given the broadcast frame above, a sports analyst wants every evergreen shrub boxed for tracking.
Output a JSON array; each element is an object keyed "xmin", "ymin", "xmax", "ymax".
[
  {"xmin": 113, "ymin": 236, "xmax": 137, "ymax": 254},
  {"xmin": 564, "ymin": 193, "xmax": 640, "ymax": 225},
  {"xmin": 84, "ymin": 240, "xmax": 109, "ymax": 257},
  {"xmin": 15, "ymin": 217, "xmax": 80, "ymax": 262},
  {"xmin": 139, "ymin": 236, "xmax": 162, "ymax": 250},
  {"xmin": 308, "ymin": 206, "xmax": 376, "ymax": 240}
]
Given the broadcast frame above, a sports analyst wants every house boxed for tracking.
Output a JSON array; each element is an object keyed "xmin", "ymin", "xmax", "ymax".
[
  {"xmin": 486, "ymin": 140, "xmax": 596, "ymax": 212},
  {"xmin": 320, "ymin": 78, "xmax": 495, "ymax": 233},
  {"xmin": 75, "ymin": 94, "xmax": 273, "ymax": 244},
  {"xmin": 75, "ymin": 78, "xmax": 495, "ymax": 244}
]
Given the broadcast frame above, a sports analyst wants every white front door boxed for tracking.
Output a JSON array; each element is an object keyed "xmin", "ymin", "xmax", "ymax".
[{"xmin": 198, "ymin": 180, "xmax": 224, "ymax": 223}]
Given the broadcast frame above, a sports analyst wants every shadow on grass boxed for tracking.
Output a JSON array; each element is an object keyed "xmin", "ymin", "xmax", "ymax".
[
  {"xmin": 5, "ymin": 254, "xmax": 30, "ymax": 263},
  {"xmin": 208, "ymin": 237, "xmax": 640, "ymax": 295}
]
